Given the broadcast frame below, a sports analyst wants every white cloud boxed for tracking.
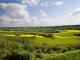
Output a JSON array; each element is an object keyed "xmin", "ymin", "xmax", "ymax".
[
  {"xmin": 32, "ymin": 10, "xmax": 55, "ymax": 26},
  {"xmin": 68, "ymin": 8, "xmax": 80, "ymax": 25},
  {"xmin": 30, "ymin": 16, "xmax": 55, "ymax": 26},
  {"xmin": 40, "ymin": 2, "xmax": 49, "ymax": 7},
  {"xmin": 0, "ymin": 3, "xmax": 32, "ymax": 27},
  {"xmin": 0, "ymin": 3, "xmax": 55, "ymax": 27},
  {"xmin": 53, "ymin": 1, "xmax": 64, "ymax": 6},
  {"xmin": 69, "ymin": 8, "xmax": 80, "ymax": 16},
  {"xmin": 0, "ymin": 3, "xmax": 28, "ymax": 18},
  {"xmin": 21, "ymin": 0, "xmax": 40, "ymax": 6},
  {"xmin": 39, "ymin": 10, "xmax": 48, "ymax": 17}
]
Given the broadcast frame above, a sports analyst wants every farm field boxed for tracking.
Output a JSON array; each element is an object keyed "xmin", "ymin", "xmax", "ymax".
[
  {"xmin": 0, "ymin": 30, "xmax": 80, "ymax": 46},
  {"xmin": 0, "ymin": 27, "xmax": 80, "ymax": 60}
]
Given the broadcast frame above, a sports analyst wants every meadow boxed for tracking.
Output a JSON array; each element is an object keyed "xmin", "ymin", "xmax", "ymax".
[{"xmin": 0, "ymin": 26, "xmax": 80, "ymax": 60}]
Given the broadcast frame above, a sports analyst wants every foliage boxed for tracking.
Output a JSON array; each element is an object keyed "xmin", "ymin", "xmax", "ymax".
[
  {"xmin": 0, "ymin": 26, "xmax": 80, "ymax": 60},
  {"xmin": 74, "ymin": 33, "xmax": 80, "ymax": 36}
]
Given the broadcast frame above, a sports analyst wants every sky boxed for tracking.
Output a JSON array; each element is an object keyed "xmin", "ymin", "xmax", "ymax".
[{"xmin": 0, "ymin": 0, "xmax": 80, "ymax": 27}]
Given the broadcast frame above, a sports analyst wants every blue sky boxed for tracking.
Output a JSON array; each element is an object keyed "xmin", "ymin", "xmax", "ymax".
[{"xmin": 0, "ymin": 0, "xmax": 80, "ymax": 27}]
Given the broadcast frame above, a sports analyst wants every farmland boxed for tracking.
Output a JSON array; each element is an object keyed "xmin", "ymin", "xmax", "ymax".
[{"xmin": 0, "ymin": 25, "xmax": 80, "ymax": 60}]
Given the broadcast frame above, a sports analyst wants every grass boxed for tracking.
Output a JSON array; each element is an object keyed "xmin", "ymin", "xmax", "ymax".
[
  {"xmin": 43, "ymin": 50, "xmax": 80, "ymax": 60},
  {"xmin": 34, "ymin": 37, "xmax": 80, "ymax": 47},
  {"xmin": 33, "ymin": 30, "xmax": 80, "ymax": 46},
  {"xmin": 66, "ymin": 30, "xmax": 80, "ymax": 32},
  {"xmin": 0, "ymin": 30, "xmax": 80, "ymax": 47},
  {"xmin": 0, "ymin": 30, "xmax": 80, "ymax": 60}
]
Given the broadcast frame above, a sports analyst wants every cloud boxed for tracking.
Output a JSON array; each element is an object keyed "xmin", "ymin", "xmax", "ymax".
[
  {"xmin": 0, "ymin": 3, "xmax": 28, "ymax": 18},
  {"xmin": 33, "ymin": 10, "xmax": 55, "ymax": 26},
  {"xmin": 39, "ymin": 10, "xmax": 48, "ymax": 17},
  {"xmin": 21, "ymin": 0, "xmax": 40, "ymax": 6},
  {"xmin": 53, "ymin": 1, "xmax": 64, "ymax": 6},
  {"xmin": 28, "ymin": 10, "xmax": 54, "ymax": 26},
  {"xmin": 68, "ymin": 8, "xmax": 80, "ymax": 25},
  {"xmin": 69, "ymin": 8, "xmax": 80, "ymax": 16},
  {"xmin": 0, "ymin": 3, "xmax": 55, "ymax": 27},
  {"xmin": 0, "ymin": 3, "xmax": 32, "ymax": 27},
  {"xmin": 30, "ymin": 16, "xmax": 55, "ymax": 26},
  {"xmin": 40, "ymin": 2, "xmax": 49, "ymax": 7}
]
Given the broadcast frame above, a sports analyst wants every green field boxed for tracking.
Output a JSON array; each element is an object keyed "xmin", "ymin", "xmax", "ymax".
[
  {"xmin": 0, "ymin": 29, "xmax": 80, "ymax": 60},
  {"xmin": 0, "ymin": 30, "xmax": 80, "ymax": 46}
]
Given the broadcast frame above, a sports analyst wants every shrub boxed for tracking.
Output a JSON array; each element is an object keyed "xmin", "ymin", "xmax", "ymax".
[
  {"xmin": 51, "ymin": 46, "xmax": 62, "ymax": 53},
  {"xmin": 4, "ymin": 52, "xmax": 31, "ymax": 60},
  {"xmin": 35, "ymin": 53, "xmax": 43, "ymax": 59},
  {"xmin": 15, "ymin": 34, "xmax": 20, "ymax": 36},
  {"xmin": 62, "ymin": 47, "xmax": 73, "ymax": 53},
  {"xmin": 74, "ymin": 33, "xmax": 80, "ymax": 36},
  {"xmin": 39, "ymin": 33, "xmax": 54, "ymax": 38}
]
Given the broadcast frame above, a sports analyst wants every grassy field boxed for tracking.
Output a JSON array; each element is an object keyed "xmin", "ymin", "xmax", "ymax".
[
  {"xmin": 42, "ymin": 50, "xmax": 80, "ymax": 60},
  {"xmin": 0, "ymin": 30, "xmax": 80, "ymax": 60},
  {"xmin": 0, "ymin": 30, "xmax": 80, "ymax": 46}
]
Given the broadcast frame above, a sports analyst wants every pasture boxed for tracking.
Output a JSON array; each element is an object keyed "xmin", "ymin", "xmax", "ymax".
[{"xmin": 0, "ymin": 29, "xmax": 80, "ymax": 60}]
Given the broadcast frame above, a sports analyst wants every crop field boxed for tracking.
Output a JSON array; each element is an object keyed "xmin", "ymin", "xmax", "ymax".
[
  {"xmin": 0, "ymin": 28, "xmax": 80, "ymax": 60},
  {"xmin": 0, "ymin": 30, "xmax": 80, "ymax": 46}
]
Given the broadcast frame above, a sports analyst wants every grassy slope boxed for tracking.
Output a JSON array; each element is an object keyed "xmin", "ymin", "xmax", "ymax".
[
  {"xmin": 43, "ymin": 50, "xmax": 80, "ymax": 60},
  {"xmin": 0, "ymin": 30, "xmax": 80, "ymax": 47},
  {"xmin": 34, "ymin": 30, "xmax": 80, "ymax": 46},
  {"xmin": 34, "ymin": 37, "xmax": 80, "ymax": 47},
  {"xmin": 0, "ymin": 30, "xmax": 80, "ymax": 60}
]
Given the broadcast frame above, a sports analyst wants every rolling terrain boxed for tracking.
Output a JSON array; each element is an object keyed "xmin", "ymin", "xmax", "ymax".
[{"xmin": 0, "ymin": 25, "xmax": 80, "ymax": 60}]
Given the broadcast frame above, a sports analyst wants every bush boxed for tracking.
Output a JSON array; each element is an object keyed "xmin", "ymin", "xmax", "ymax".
[
  {"xmin": 35, "ymin": 53, "xmax": 43, "ymax": 59},
  {"xmin": 4, "ymin": 52, "xmax": 31, "ymax": 60},
  {"xmin": 51, "ymin": 46, "xmax": 62, "ymax": 53},
  {"xmin": 74, "ymin": 33, "xmax": 80, "ymax": 36},
  {"xmin": 62, "ymin": 47, "xmax": 73, "ymax": 53},
  {"xmin": 39, "ymin": 33, "xmax": 54, "ymax": 38},
  {"xmin": 15, "ymin": 34, "xmax": 20, "ymax": 36}
]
